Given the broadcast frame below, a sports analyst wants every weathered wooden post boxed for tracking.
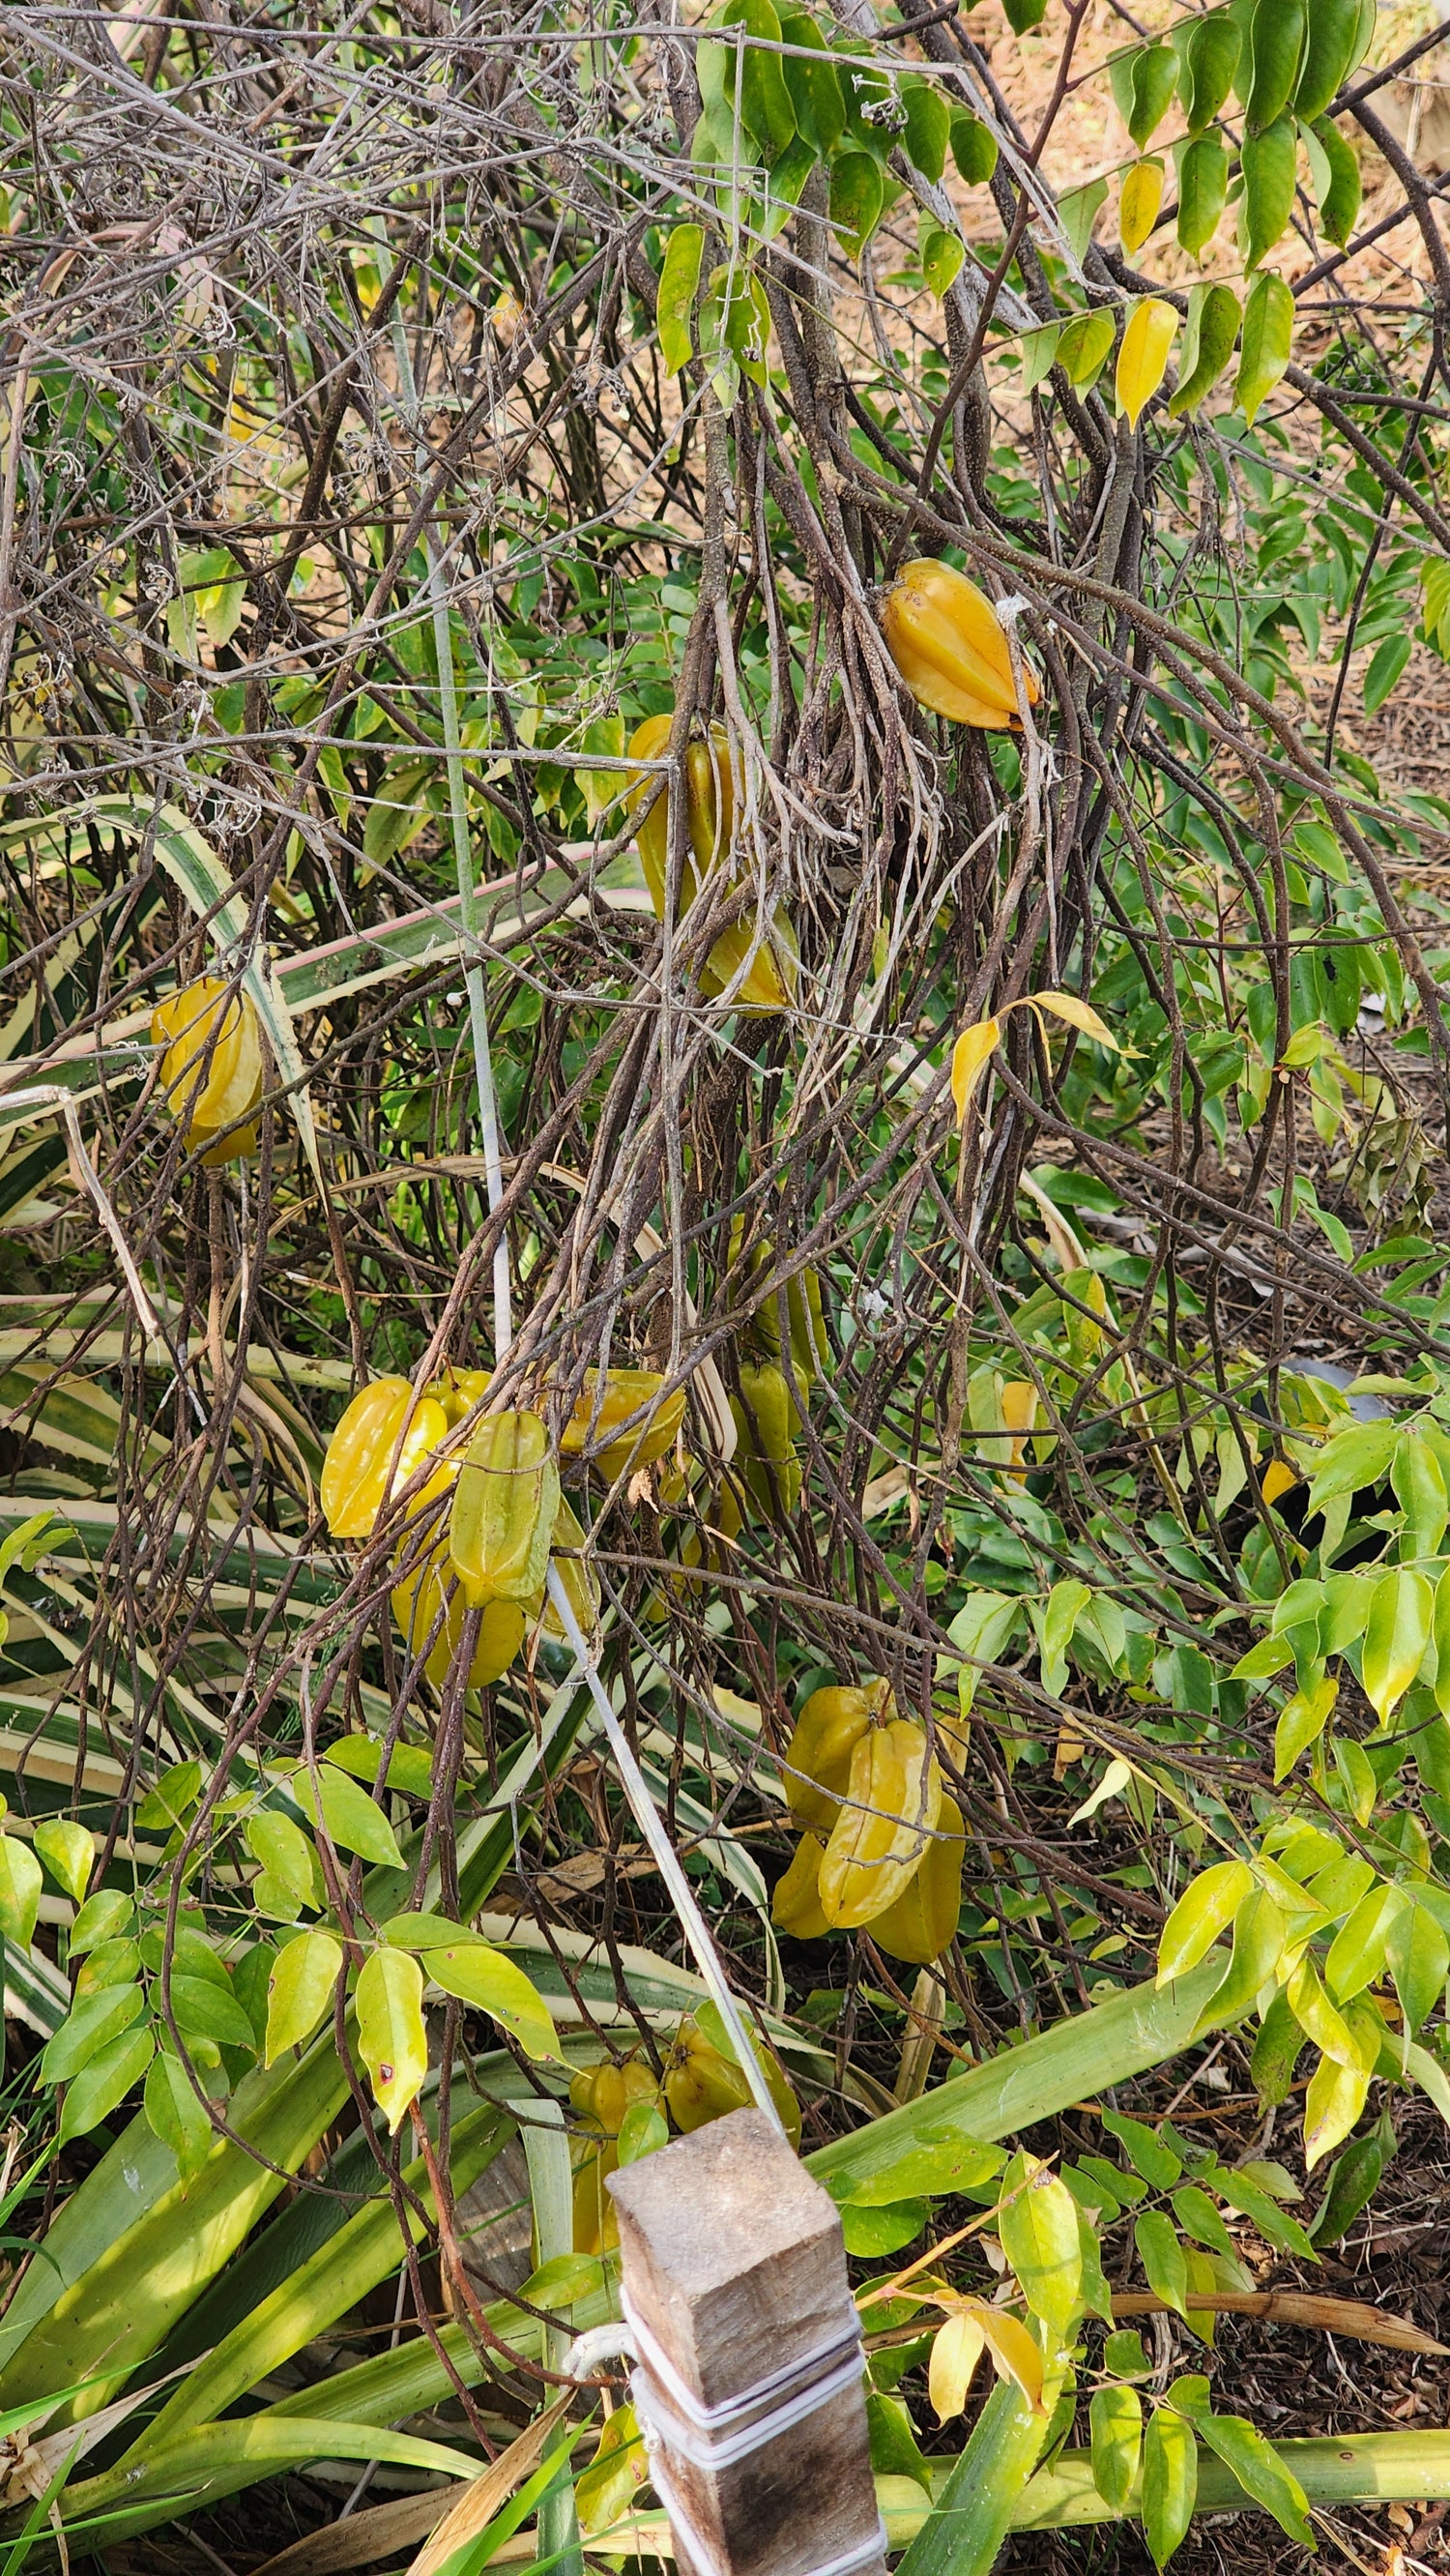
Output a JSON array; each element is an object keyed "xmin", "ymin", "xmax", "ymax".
[{"xmin": 608, "ymin": 2107, "xmax": 888, "ymax": 2576}]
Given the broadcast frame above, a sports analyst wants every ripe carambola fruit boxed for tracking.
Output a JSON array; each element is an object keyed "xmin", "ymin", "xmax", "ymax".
[
  {"xmin": 771, "ymin": 1830, "xmax": 832, "ymax": 1939},
  {"xmin": 818, "ymin": 1718, "xmax": 943, "ymax": 1929},
  {"xmin": 538, "ymin": 1492, "xmax": 600, "ymax": 1643},
  {"xmin": 449, "ymin": 1410, "xmax": 559, "ymax": 1603},
  {"xmin": 558, "ymin": 1367, "xmax": 686, "ymax": 1478},
  {"xmin": 870, "ymin": 1796, "xmax": 966, "ymax": 1964},
  {"xmin": 391, "ymin": 1466, "xmax": 528, "ymax": 1687},
  {"xmin": 625, "ymin": 713, "xmax": 798, "ymax": 1013},
  {"xmin": 321, "ymin": 1379, "xmax": 450, "ymax": 1538},
  {"xmin": 783, "ymin": 1678, "xmax": 897, "ymax": 1831},
  {"xmin": 569, "ymin": 2058, "xmax": 661, "ymax": 2136},
  {"xmin": 573, "ymin": 2138, "xmax": 620, "ymax": 2254},
  {"xmin": 664, "ymin": 2013, "xmax": 801, "ymax": 2146},
  {"xmin": 150, "ymin": 976, "xmax": 263, "ymax": 1163},
  {"xmin": 730, "ymin": 1359, "xmax": 802, "ymax": 1518},
  {"xmin": 879, "ymin": 560, "xmax": 1039, "ymax": 730}
]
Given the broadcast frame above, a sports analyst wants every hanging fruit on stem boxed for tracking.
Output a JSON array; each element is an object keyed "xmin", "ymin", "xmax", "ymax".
[{"xmin": 880, "ymin": 560, "xmax": 1037, "ymax": 729}]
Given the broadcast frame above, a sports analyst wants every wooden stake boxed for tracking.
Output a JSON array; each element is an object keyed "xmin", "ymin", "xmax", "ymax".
[{"xmin": 609, "ymin": 2108, "xmax": 887, "ymax": 2576}]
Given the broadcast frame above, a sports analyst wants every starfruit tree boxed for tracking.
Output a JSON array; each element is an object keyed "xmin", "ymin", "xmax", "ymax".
[{"xmin": 3, "ymin": 0, "xmax": 1450, "ymax": 2563}]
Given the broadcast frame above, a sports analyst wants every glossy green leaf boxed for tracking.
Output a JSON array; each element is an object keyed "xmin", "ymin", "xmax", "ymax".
[
  {"xmin": 950, "ymin": 110, "xmax": 998, "ymax": 184},
  {"xmin": 57, "ymin": 2023, "xmax": 154, "ymax": 2145},
  {"xmin": 1385, "ymin": 1899, "xmax": 1449, "ymax": 2034},
  {"xmin": 1135, "ymin": 2209, "xmax": 1189, "ymax": 2320},
  {"xmin": 1324, "ymin": 1883, "xmax": 1406, "ymax": 2003},
  {"xmin": 1157, "ymin": 1859, "xmax": 1252, "ymax": 1983},
  {"xmin": 422, "ymin": 1944, "xmax": 560, "ymax": 2061},
  {"xmin": 1244, "ymin": 0, "xmax": 1305, "ymax": 132},
  {"xmin": 721, "ymin": 0, "xmax": 796, "ymax": 157},
  {"xmin": 1168, "ymin": 279, "xmax": 1240, "ymax": 414},
  {"xmin": 1111, "ymin": 42, "xmax": 1177, "ymax": 148},
  {"xmin": 1179, "ymin": 9, "xmax": 1241, "ymax": 131},
  {"xmin": 1100, "ymin": 2111, "xmax": 1180, "ymax": 2188},
  {"xmin": 778, "ymin": 12, "xmax": 844, "ymax": 154},
  {"xmin": 246, "ymin": 1812, "xmax": 323, "ymax": 1919},
  {"xmin": 828, "ymin": 150, "xmax": 884, "ymax": 257},
  {"xmin": 1274, "ymin": 1670, "xmax": 1338, "ymax": 1780},
  {"xmin": 34, "ymin": 1819, "xmax": 93, "ymax": 1906},
  {"xmin": 1143, "ymin": 2402, "xmax": 1198, "ymax": 2567},
  {"xmin": 1314, "ymin": 112, "xmax": 1362, "ymax": 245},
  {"xmin": 1362, "ymin": 1568, "xmax": 1434, "ymax": 1723},
  {"xmin": 900, "ymin": 76, "xmax": 949, "ymax": 183},
  {"xmin": 1088, "ymin": 2384, "xmax": 1142, "ymax": 2511},
  {"xmin": 1303, "ymin": 2049, "xmax": 1372, "ymax": 2171},
  {"xmin": 1176, "ymin": 132, "xmax": 1228, "ymax": 257},
  {"xmin": 0, "ymin": 1834, "xmax": 41, "ymax": 1948},
  {"xmin": 656, "ymin": 223, "xmax": 704, "ymax": 376},
  {"xmin": 1240, "ymin": 119, "xmax": 1297, "ymax": 269},
  {"xmin": 41, "ymin": 1981, "xmax": 145, "ymax": 2085},
  {"xmin": 144, "ymin": 2051, "xmax": 215, "ymax": 2177},
  {"xmin": 293, "ymin": 1765, "xmax": 403, "ymax": 1869}
]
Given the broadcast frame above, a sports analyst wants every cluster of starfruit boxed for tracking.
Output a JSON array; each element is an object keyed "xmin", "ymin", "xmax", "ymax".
[
  {"xmin": 625, "ymin": 709, "xmax": 798, "ymax": 1013},
  {"xmin": 320, "ymin": 1363, "xmax": 684, "ymax": 1689},
  {"xmin": 880, "ymin": 559, "xmax": 1038, "ymax": 733},
  {"xmin": 150, "ymin": 976, "xmax": 264, "ymax": 1165},
  {"xmin": 720, "ymin": 1224, "xmax": 829, "ymax": 1528},
  {"xmin": 569, "ymin": 2008, "xmax": 800, "ymax": 2253},
  {"xmin": 772, "ymin": 1680, "xmax": 965, "ymax": 1965}
]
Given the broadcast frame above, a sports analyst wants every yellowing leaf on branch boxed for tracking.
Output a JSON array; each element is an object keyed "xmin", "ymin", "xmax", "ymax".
[
  {"xmin": 950, "ymin": 1016, "xmax": 1000, "ymax": 1124},
  {"xmin": 1116, "ymin": 298, "xmax": 1177, "ymax": 429},
  {"xmin": 1028, "ymin": 989, "xmax": 1119, "ymax": 1049},
  {"xmin": 1119, "ymin": 158, "xmax": 1164, "ymax": 255}
]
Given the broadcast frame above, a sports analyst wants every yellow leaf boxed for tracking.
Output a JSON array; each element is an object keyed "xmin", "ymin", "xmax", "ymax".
[
  {"xmin": 929, "ymin": 2306, "xmax": 987, "ymax": 2420},
  {"xmin": 1116, "ymin": 297, "xmax": 1177, "ymax": 430},
  {"xmin": 1028, "ymin": 989, "xmax": 1118, "ymax": 1050},
  {"xmin": 979, "ymin": 2303, "xmax": 1047, "ymax": 2410},
  {"xmin": 1119, "ymin": 157, "xmax": 1165, "ymax": 255},
  {"xmin": 950, "ymin": 1016, "xmax": 1000, "ymax": 1124}
]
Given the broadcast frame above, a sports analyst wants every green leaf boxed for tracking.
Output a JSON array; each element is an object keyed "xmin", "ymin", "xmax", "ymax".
[
  {"xmin": 999, "ymin": 2152, "xmax": 1083, "ymax": 2337},
  {"xmin": 422, "ymin": 1943, "xmax": 560, "ymax": 2061},
  {"xmin": 1036, "ymin": 1579, "xmax": 1091, "ymax": 1698},
  {"xmin": 1306, "ymin": 1418, "xmax": 1398, "ymax": 1509},
  {"xmin": 949, "ymin": 111, "xmax": 998, "ymax": 185},
  {"xmin": 1324, "ymin": 1882, "xmax": 1406, "ymax": 2003},
  {"xmin": 1171, "ymin": 2183, "xmax": 1235, "ymax": 2259},
  {"xmin": 57, "ymin": 2022, "xmax": 154, "ymax": 2145},
  {"xmin": 1089, "ymin": 2384, "xmax": 1143, "ymax": 2511},
  {"xmin": 1274, "ymin": 1670, "xmax": 1338, "ymax": 1780},
  {"xmin": 169, "ymin": 1973, "xmax": 257, "ymax": 2053},
  {"xmin": 1058, "ymin": 178, "xmax": 1107, "ymax": 264},
  {"xmin": 846, "ymin": 2138, "xmax": 1004, "ymax": 2205},
  {"xmin": 1111, "ymin": 42, "xmax": 1177, "ymax": 148},
  {"xmin": 1385, "ymin": 1899, "xmax": 1449, "ymax": 2034},
  {"xmin": 1362, "ymin": 1567, "xmax": 1434, "ymax": 1723},
  {"xmin": 1195, "ymin": 1887, "xmax": 1287, "ymax": 2032},
  {"xmin": 34, "ymin": 1819, "xmax": 93, "ymax": 1906},
  {"xmin": 292, "ymin": 1766, "xmax": 404, "ymax": 1869},
  {"xmin": 265, "ymin": 1930, "xmax": 343, "ymax": 2064},
  {"xmin": 1234, "ymin": 267, "xmax": 1293, "ymax": 423},
  {"xmin": 1143, "ymin": 2402, "xmax": 1198, "ymax": 2568},
  {"xmin": 0, "ymin": 1834, "xmax": 42, "ymax": 1948},
  {"xmin": 1157, "ymin": 1859, "xmax": 1252, "ymax": 1983},
  {"xmin": 920, "ymin": 223, "xmax": 965, "ymax": 299},
  {"xmin": 1176, "ymin": 132, "xmax": 1229, "ymax": 257},
  {"xmin": 1100, "ymin": 2112, "xmax": 1181, "ymax": 2188},
  {"xmin": 722, "ymin": 0, "xmax": 797, "ymax": 157},
  {"xmin": 144, "ymin": 2051, "xmax": 215, "ymax": 2176},
  {"xmin": 246, "ymin": 1812, "xmax": 323, "ymax": 1918},
  {"xmin": 1243, "ymin": 0, "xmax": 1306, "ymax": 132},
  {"xmin": 40, "ymin": 1981, "xmax": 145, "ymax": 2085},
  {"xmin": 842, "ymin": 2198, "xmax": 928, "ymax": 2257},
  {"xmin": 1197, "ymin": 2407, "xmax": 1314, "ymax": 2544},
  {"xmin": 1365, "ymin": 633, "xmax": 1412, "ymax": 717},
  {"xmin": 1314, "ymin": 111, "xmax": 1362, "ymax": 246},
  {"xmin": 356, "ymin": 1947, "xmax": 428, "ymax": 2134},
  {"xmin": 1058, "ymin": 307, "xmax": 1116, "ymax": 390},
  {"xmin": 829, "ymin": 150, "xmax": 884, "ymax": 257},
  {"xmin": 900, "ymin": 76, "xmax": 949, "ymax": 182},
  {"xmin": 1179, "ymin": 9, "xmax": 1242, "ymax": 132},
  {"xmin": 1214, "ymin": 2163, "xmax": 1320, "ymax": 2260},
  {"xmin": 1019, "ymin": 323, "xmax": 1062, "ymax": 394},
  {"xmin": 69, "ymin": 1888, "xmax": 133, "ymax": 1955},
  {"xmin": 135, "ymin": 1759, "xmax": 203, "ymax": 1830},
  {"xmin": 656, "ymin": 223, "xmax": 704, "ymax": 375},
  {"xmin": 1135, "ymin": 2209, "xmax": 1189, "ymax": 2319},
  {"xmin": 617, "ymin": 2100, "xmax": 669, "ymax": 2166},
  {"xmin": 778, "ymin": 13, "xmax": 844, "ymax": 155}
]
